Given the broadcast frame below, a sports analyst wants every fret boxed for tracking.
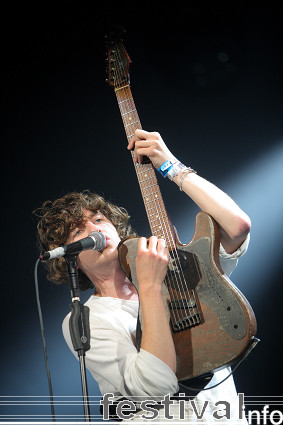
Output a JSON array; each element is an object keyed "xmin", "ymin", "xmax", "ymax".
[
  {"xmin": 136, "ymin": 164, "xmax": 154, "ymax": 171},
  {"xmin": 146, "ymin": 213, "xmax": 168, "ymax": 223},
  {"xmin": 150, "ymin": 218, "xmax": 171, "ymax": 228},
  {"xmin": 118, "ymin": 100, "xmax": 138, "ymax": 115},
  {"xmin": 121, "ymin": 115, "xmax": 138, "ymax": 129},
  {"xmin": 136, "ymin": 167, "xmax": 155, "ymax": 175},
  {"xmin": 144, "ymin": 197, "xmax": 165, "ymax": 205},
  {"xmin": 146, "ymin": 201, "xmax": 166, "ymax": 209},
  {"xmin": 151, "ymin": 228, "xmax": 174, "ymax": 244},
  {"xmin": 142, "ymin": 190, "xmax": 163, "ymax": 199},
  {"xmin": 147, "ymin": 214, "xmax": 171, "ymax": 229},
  {"xmin": 121, "ymin": 109, "xmax": 137, "ymax": 116},
  {"xmin": 146, "ymin": 206, "xmax": 167, "ymax": 216},
  {"xmin": 146, "ymin": 209, "xmax": 167, "ymax": 219},
  {"xmin": 136, "ymin": 171, "xmax": 157, "ymax": 180},
  {"xmin": 143, "ymin": 192, "xmax": 165, "ymax": 202},
  {"xmin": 139, "ymin": 177, "xmax": 158, "ymax": 184},
  {"xmin": 151, "ymin": 227, "xmax": 172, "ymax": 238},
  {"xmin": 142, "ymin": 193, "xmax": 162, "ymax": 203},
  {"xmin": 136, "ymin": 170, "xmax": 155, "ymax": 178},
  {"xmin": 145, "ymin": 207, "xmax": 166, "ymax": 217},
  {"xmin": 118, "ymin": 97, "xmax": 133, "ymax": 105},
  {"xmin": 152, "ymin": 228, "xmax": 171, "ymax": 235},
  {"xmin": 143, "ymin": 193, "xmax": 163, "ymax": 200},
  {"xmin": 142, "ymin": 194, "xmax": 162, "ymax": 204},
  {"xmin": 118, "ymin": 104, "xmax": 137, "ymax": 118},
  {"xmin": 125, "ymin": 120, "xmax": 139, "ymax": 128},
  {"xmin": 141, "ymin": 187, "xmax": 160, "ymax": 196},
  {"xmin": 151, "ymin": 228, "xmax": 169, "ymax": 236},
  {"xmin": 138, "ymin": 176, "xmax": 156, "ymax": 185},
  {"xmin": 148, "ymin": 217, "xmax": 168, "ymax": 226}
]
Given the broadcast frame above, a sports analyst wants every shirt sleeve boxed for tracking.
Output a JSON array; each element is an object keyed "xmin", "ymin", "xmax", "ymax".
[
  {"xmin": 219, "ymin": 233, "xmax": 250, "ymax": 277},
  {"xmin": 62, "ymin": 312, "xmax": 179, "ymax": 400}
]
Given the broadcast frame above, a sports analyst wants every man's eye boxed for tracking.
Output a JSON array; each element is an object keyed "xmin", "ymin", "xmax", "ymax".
[
  {"xmin": 95, "ymin": 218, "xmax": 102, "ymax": 223},
  {"xmin": 75, "ymin": 229, "xmax": 83, "ymax": 236}
]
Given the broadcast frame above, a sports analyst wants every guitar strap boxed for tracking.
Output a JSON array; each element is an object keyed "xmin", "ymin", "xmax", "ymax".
[{"xmin": 135, "ymin": 312, "xmax": 142, "ymax": 351}]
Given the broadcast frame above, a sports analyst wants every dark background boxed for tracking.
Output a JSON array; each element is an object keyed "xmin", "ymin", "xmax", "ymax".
[{"xmin": 1, "ymin": 0, "xmax": 282, "ymax": 421}]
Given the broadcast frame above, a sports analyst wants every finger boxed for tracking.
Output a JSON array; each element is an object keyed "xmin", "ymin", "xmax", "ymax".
[
  {"xmin": 158, "ymin": 240, "xmax": 169, "ymax": 262},
  {"xmin": 127, "ymin": 139, "xmax": 135, "ymax": 150},
  {"xmin": 138, "ymin": 237, "xmax": 147, "ymax": 252},
  {"xmin": 128, "ymin": 139, "xmax": 146, "ymax": 163},
  {"xmin": 134, "ymin": 150, "xmax": 143, "ymax": 164},
  {"xmin": 156, "ymin": 237, "xmax": 166, "ymax": 253},
  {"xmin": 135, "ymin": 129, "xmax": 149, "ymax": 139},
  {"xmin": 163, "ymin": 246, "xmax": 169, "ymax": 262},
  {"xmin": 148, "ymin": 236, "xmax": 158, "ymax": 253},
  {"xmin": 127, "ymin": 139, "xmax": 143, "ymax": 163},
  {"xmin": 134, "ymin": 147, "xmax": 153, "ymax": 158},
  {"xmin": 135, "ymin": 129, "xmax": 159, "ymax": 140},
  {"xmin": 127, "ymin": 132, "xmax": 142, "ymax": 150},
  {"xmin": 132, "ymin": 140, "xmax": 157, "ymax": 163}
]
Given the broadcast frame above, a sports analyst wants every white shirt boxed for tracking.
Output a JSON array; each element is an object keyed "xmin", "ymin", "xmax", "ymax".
[{"xmin": 63, "ymin": 236, "xmax": 250, "ymax": 423}]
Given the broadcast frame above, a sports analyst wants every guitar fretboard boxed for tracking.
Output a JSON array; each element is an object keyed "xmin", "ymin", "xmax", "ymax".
[{"xmin": 115, "ymin": 84, "xmax": 175, "ymax": 250}]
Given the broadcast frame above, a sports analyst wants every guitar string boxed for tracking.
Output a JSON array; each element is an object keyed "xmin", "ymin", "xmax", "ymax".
[
  {"xmin": 115, "ymin": 81, "xmax": 187, "ymax": 328},
  {"xmin": 110, "ymin": 44, "xmax": 184, "ymax": 326},
  {"xmin": 111, "ymin": 79, "xmax": 188, "ymax": 320},
  {"xmin": 121, "ymin": 88, "xmax": 191, "ymax": 328},
  {"xmin": 133, "ymin": 161, "xmax": 186, "ymax": 327},
  {"xmin": 110, "ymin": 47, "xmax": 184, "ymax": 317},
  {"xmin": 112, "ymin": 45, "xmax": 198, "ymax": 328},
  {"xmin": 125, "ymin": 101, "xmax": 194, "ymax": 329},
  {"xmin": 111, "ymin": 44, "xmax": 200, "ymax": 328},
  {"xmin": 113, "ymin": 47, "xmax": 201, "ymax": 329}
]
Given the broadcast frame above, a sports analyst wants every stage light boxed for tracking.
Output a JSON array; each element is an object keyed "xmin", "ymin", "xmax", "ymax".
[{"xmin": 174, "ymin": 141, "xmax": 283, "ymax": 297}]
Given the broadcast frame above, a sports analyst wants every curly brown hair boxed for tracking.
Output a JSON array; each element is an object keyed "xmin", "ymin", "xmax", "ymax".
[{"xmin": 34, "ymin": 190, "xmax": 136, "ymax": 290}]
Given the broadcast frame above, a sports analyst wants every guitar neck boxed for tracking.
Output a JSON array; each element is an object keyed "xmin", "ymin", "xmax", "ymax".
[{"xmin": 115, "ymin": 84, "xmax": 175, "ymax": 250}]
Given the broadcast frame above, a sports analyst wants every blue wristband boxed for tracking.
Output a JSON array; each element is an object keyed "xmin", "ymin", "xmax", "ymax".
[{"xmin": 158, "ymin": 160, "xmax": 173, "ymax": 177}]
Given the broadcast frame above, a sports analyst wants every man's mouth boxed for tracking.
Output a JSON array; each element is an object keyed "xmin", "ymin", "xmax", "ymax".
[{"xmin": 104, "ymin": 235, "xmax": 110, "ymax": 248}]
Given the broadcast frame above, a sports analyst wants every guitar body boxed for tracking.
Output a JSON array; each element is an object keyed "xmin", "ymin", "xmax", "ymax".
[{"xmin": 118, "ymin": 211, "xmax": 257, "ymax": 380}]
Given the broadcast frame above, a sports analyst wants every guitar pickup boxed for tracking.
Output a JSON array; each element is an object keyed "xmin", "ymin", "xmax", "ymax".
[{"xmin": 169, "ymin": 298, "xmax": 196, "ymax": 310}]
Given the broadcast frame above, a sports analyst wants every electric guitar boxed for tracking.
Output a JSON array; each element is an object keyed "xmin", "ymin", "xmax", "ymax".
[{"xmin": 105, "ymin": 32, "xmax": 258, "ymax": 381}]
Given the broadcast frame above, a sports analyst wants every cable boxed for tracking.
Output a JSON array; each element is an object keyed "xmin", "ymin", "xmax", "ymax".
[
  {"xmin": 34, "ymin": 258, "xmax": 56, "ymax": 422},
  {"xmin": 179, "ymin": 336, "xmax": 260, "ymax": 393},
  {"xmin": 179, "ymin": 364, "xmax": 238, "ymax": 393}
]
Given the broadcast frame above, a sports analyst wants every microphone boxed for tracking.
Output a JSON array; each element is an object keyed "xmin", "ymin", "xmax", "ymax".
[{"xmin": 40, "ymin": 231, "xmax": 106, "ymax": 260}]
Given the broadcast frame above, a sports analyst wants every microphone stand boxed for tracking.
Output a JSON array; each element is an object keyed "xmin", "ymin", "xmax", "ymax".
[{"xmin": 65, "ymin": 254, "xmax": 91, "ymax": 422}]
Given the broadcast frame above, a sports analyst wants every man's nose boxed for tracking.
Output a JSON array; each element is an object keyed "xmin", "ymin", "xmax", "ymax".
[{"xmin": 86, "ymin": 221, "xmax": 100, "ymax": 232}]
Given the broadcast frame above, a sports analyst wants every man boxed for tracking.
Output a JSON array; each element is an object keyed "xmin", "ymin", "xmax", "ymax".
[{"xmin": 36, "ymin": 129, "xmax": 251, "ymax": 422}]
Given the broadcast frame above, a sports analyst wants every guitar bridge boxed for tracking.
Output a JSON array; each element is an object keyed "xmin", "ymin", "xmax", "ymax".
[
  {"xmin": 168, "ymin": 298, "xmax": 201, "ymax": 331},
  {"xmin": 171, "ymin": 313, "xmax": 201, "ymax": 331}
]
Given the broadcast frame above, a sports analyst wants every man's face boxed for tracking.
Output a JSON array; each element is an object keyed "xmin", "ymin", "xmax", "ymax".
[{"xmin": 66, "ymin": 209, "xmax": 121, "ymax": 274}]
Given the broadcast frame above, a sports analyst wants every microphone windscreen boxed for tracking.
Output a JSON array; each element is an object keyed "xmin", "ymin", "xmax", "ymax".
[{"xmin": 89, "ymin": 231, "xmax": 106, "ymax": 251}]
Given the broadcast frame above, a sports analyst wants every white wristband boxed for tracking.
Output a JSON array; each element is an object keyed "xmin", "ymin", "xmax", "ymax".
[{"xmin": 167, "ymin": 161, "xmax": 187, "ymax": 181}]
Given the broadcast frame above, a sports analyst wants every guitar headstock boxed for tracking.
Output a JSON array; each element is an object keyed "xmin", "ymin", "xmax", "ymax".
[{"xmin": 105, "ymin": 28, "xmax": 131, "ymax": 89}]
